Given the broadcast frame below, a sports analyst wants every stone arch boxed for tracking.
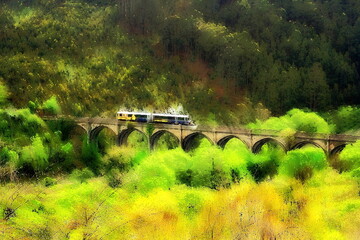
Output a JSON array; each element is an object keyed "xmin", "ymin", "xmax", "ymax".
[
  {"xmin": 182, "ymin": 132, "xmax": 215, "ymax": 152},
  {"xmin": 69, "ymin": 124, "xmax": 89, "ymax": 157},
  {"xmin": 330, "ymin": 144, "xmax": 347, "ymax": 156},
  {"xmin": 150, "ymin": 130, "xmax": 180, "ymax": 150},
  {"xmin": 69, "ymin": 124, "xmax": 88, "ymax": 140},
  {"xmin": 89, "ymin": 126, "xmax": 117, "ymax": 143},
  {"xmin": 252, "ymin": 138, "xmax": 287, "ymax": 154},
  {"xmin": 290, "ymin": 141, "xmax": 326, "ymax": 153},
  {"xmin": 75, "ymin": 124, "xmax": 88, "ymax": 135},
  {"xmin": 118, "ymin": 128, "xmax": 147, "ymax": 146},
  {"xmin": 217, "ymin": 135, "xmax": 250, "ymax": 149}
]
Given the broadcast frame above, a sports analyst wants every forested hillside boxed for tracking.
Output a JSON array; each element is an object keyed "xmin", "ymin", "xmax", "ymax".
[
  {"xmin": 0, "ymin": 0, "xmax": 359, "ymax": 121},
  {"xmin": 2, "ymin": 2, "xmax": 360, "ymax": 239}
]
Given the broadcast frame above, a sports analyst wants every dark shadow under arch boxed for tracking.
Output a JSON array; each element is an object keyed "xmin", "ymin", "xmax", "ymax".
[
  {"xmin": 290, "ymin": 141, "xmax": 326, "ymax": 154},
  {"xmin": 330, "ymin": 144, "xmax": 347, "ymax": 156},
  {"xmin": 118, "ymin": 128, "xmax": 147, "ymax": 146},
  {"xmin": 182, "ymin": 132, "xmax": 214, "ymax": 152},
  {"xmin": 68, "ymin": 125, "xmax": 88, "ymax": 158},
  {"xmin": 217, "ymin": 135, "xmax": 249, "ymax": 149},
  {"xmin": 150, "ymin": 130, "xmax": 180, "ymax": 150},
  {"xmin": 89, "ymin": 126, "xmax": 116, "ymax": 143},
  {"xmin": 252, "ymin": 138, "xmax": 286, "ymax": 154},
  {"xmin": 70, "ymin": 125, "xmax": 88, "ymax": 139}
]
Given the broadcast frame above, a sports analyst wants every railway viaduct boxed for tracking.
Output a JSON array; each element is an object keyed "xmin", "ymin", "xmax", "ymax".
[{"xmin": 63, "ymin": 117, "xmax": 360, "ymax": 156}]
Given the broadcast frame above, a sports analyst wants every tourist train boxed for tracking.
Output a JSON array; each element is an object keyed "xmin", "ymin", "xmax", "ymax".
[{"xmin": 116, "ymin": 111, "xmax": 193, "ymax": 125}]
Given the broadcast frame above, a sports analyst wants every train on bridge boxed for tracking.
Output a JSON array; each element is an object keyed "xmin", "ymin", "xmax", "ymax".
[{"xmin": 116, "ymin": 111, "xmax": 193, "ymax": 125}]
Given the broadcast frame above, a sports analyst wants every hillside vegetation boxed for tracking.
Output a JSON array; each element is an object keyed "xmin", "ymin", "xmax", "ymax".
[
  {"xmin": 0, "ymin": 0, "xmax": 360, "ymax": 123},
  {"xmin": 1, "ymin": 1, "xmax": 360, "ymax": 239},
  {"xmin": 1, "ymin": 113, "xmax": 360, "ymax": 239}
]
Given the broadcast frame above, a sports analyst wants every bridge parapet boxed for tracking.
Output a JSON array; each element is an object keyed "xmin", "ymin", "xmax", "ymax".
[{"xmin": 329, "ymin": 134, "xmax": 360, "ymax": 142}]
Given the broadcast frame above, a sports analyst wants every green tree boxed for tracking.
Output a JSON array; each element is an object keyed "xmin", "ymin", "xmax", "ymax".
[
  {"xmin": 19, "ymin": 135, "xmax": 49, "ymax": 174},
  {"xmin": 0, "ymin": 80, "xmax": 8, "ymax": 105},
  {"xmin": 279, "ymin": 147, "xmax": 327, "ymax": 183},
  {"xmin": 303, "ymin": 63, "xmax": 330, "ymax": 110},
  {"xmin": 42, "ymin": 96, "xmax": 61, "ymax": 115}
]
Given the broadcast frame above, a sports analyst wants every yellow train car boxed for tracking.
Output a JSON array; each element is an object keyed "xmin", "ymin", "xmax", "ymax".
[{"xmin": 116, "ymin": 111, "xmax": 150, "ymax": 122}]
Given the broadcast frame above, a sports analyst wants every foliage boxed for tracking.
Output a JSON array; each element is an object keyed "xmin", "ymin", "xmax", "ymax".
[
  {"xmin": 19, "ymin": 135, "xmax": 49, "ymax": 174},
  {"xmin": 0, "ymin": 81, "xmax": 8, "ymax": 105},
  {"xmin": 43, "ymin": 177, "xmax": 57, "ymax": 187},
  {"xmin": 247, "ymin": 144, "xmax": 285, "ymax": 182},
  {"xmin": 339, "ymin": 141, "xmax": 360, "ymax": 172},
  {"xmin": 248, "ymin": 108, "xmax": 333, "ymax": 133},
  {"xmin": 329, "ymin": 106, "xmax": 360, "ymax": 134},
  {"xmin": 102, "ymin": 146, "xmax": 134, "ymax": 173},
  {"xmin": 0, "ymin": 174, "xmax": 359, "ymax": 239},
  {"xmin": 279, "ymin": 146, "xmax": 328, "ymax": 182},
  {"xmin": 27, "ymin": 100, "xmax": 38, "ymax": 113},
  {"xmin": 0, "ymin": 0, "xmax": 359, "ymax": 122},
  {"xmin": 42, "ymin": 96, "xmax": 61, "ymax": 115},
  {"xmin": 0, "ymin": 147, "xmax": 19, "ymax": 167},
  {"xmin": 71, "ymin": 168, "xmax": 95, "ymax": 183},
  {"xmin": 96, "ymin": 128, "xmax": 115, "ymax": 155},
  {"xmin": 105, "ymin": 168, "xmax": 123, "ymax": 188},
  {"xmin": 80, "ymin": 140, "xmax": 101, "ymax": 175},
  {"xmin": 1, "ymin": 0, "xmax": 360, "ymax": 237},
  {"xmin": 146, "ymin": 123, "xmax": 155, "ymax": 137}
]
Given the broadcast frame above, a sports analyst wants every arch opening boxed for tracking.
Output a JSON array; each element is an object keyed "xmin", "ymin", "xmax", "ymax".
[
  {"xmin": 150, "ymin": 130, "xmax": 180, "ymax": 151},
  {"xmin": 90, "ymin": 126, "xmax": 117, "ymax": 154},
  {"xmin": 73, "ymin": 125, "xmax": 87, "ymax": 135},
  {"xmin": 252, "ymin": 138, "xmax": 286, "ymax": 154},
  {"xmin": 68, "ymin": 125, "xmax": 88, "ymax": 158},
  {"xmin": 290, "ymin": 141, "xmax": 326, "ymax": 153},
  {"xmin": 217, "ymin": 135, "xmax": 249, "ymax": 150},
  {"xmin": 330, "ymin": 144, "xmax": 347, "ymax": 156},
  {"xmin": 47, "ymin": 120, "xmax": 86, "ymax": 141},
  {"xmin": 118, "ymin": 128, "xmax": 148, "ymax": 150},
  {"xmin": 182, "ymin": 132, "xmax": 214, "ymax": 152},
  {"xmin": 329, "ymin": 144, "xmax": 348, "ymax": 172}
]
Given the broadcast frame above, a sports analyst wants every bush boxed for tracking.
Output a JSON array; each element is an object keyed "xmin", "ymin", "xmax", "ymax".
[
  {"xmin": 351, "ymin": 167, "xmax": 360, "ymax": 179},
  {"xmin": 19, "ymin": 135, "xmax": 49, "ymax": 174},
  {"xmin": 124, "ymin": 159, "xmax": 177, "ymax": 193},
  {"xmin": 247, "ymin": 145, "xmax": 284, "ymax": 182},
  {"xmin": 331, "ymin": 106, "xmax": 360, "ymax": 133},
  {"xmin": 279, "ymin": 147, "xmax": 327, "ymax": 183},
  {"xmin": 248, "ymin": 108, "xmax": 333, "ymax": 134},
  {"xmin": 190, "ymin": 144, "xmax": 231, "ymax": 189},
  {"xmin": 16, "ymin": 108, "xmax": 46, "ymax": 137},
  {"xmin": 42, "ymin": 96, "xmax": 61, "ymax": 115},
  {"xmin": 81, "ymin": 140, "xmax": 102, "ymax": 175},
  {"xmin": 103, "ymin": 147, "xmax": 133, "ymax": 173},
  {"xmin": 49, "ymin": 142, "xmax": 74, "ymax": 168},
  {"xmin": 43, "ymin": 177, "xmax": 57, "ymax": 187},
  {"xmin": 27, "ymin": 100, "xmax": 38, "ymax": 113},
  {"xmin": 0, "ymin": 81, "xmax": 8, "ymax": 105},
  {"xmin": 71, "ymin": 168, "xmax": 94, "ymax": 183},
  {"xmin": 339, "ymin": 141, "xmax": 360, "ymax": 172},
  {"xmin": 106, "ymin": 168, "xmax": 123, "ymax": 188},
  {"xmin": 222, "ymin": 139, "xmax": 252, "ymax": 183},
  {"xmin": 178, "ymin": 191, "xmax": 204, "ymax": 218},
  {"xmin": 0, "ymin": 147, "xmax": 19, "ymax": 167}
]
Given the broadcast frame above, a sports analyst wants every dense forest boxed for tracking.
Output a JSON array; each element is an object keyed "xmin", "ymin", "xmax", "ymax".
[
  {"xmin": 0, "ymin": 0, "xmax": 360, "ymax": 122},
  {"xmin": 1, "ymin": 0, "xmax": 360, "ymax": 239}
]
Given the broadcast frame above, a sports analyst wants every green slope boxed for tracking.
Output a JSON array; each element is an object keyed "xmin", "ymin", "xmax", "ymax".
[{"xmin": 0, "ymin": 0, "xmax": 359, "ymax": 124}]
